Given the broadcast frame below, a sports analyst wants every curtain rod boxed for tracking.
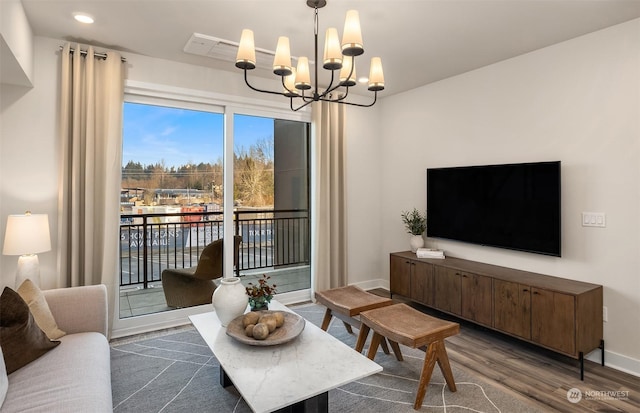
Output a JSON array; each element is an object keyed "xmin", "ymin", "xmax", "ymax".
[{"xmin": 58, "ymin": 46, "xmax": 127, "ymax": 62}]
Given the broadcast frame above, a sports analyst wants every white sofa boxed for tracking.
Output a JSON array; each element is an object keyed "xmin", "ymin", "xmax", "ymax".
[{"xmin": 1, "ymin": 285, "xmax": 112, "ymax": 412}]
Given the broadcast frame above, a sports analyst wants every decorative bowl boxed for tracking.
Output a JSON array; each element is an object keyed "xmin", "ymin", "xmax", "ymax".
[{"xmin": 226, "ymin": 310, "xmax": 305, "ymax": 346}]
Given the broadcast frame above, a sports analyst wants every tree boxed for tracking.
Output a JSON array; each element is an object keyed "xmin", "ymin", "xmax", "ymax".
[
  {"xmin": 121, "ymin": 137, "xmax": 277, "ymax": 208},
  {"xmin": 234, "ymin": 138, "xmax": 274, "ymax": 207}
]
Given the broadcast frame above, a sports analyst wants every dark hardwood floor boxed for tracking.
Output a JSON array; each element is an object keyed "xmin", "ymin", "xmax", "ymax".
[{"xmin": 369, "ymin": 288, "xmax": 640, "ymax": 413}]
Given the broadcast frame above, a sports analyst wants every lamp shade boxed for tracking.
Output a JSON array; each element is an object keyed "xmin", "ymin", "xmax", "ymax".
[
  {"xmin": 341, "ymin": 10, "xmax": 364, "ymax": 56},
  {"xmin": 3, "ymin": 213, "xmax": 51, "ymax": 256},
  {"xmin": 339, "ymin": 56, "xmax": 356, "ymax": 86},
  {"xmin": 236, "ymin": 29, "xmax": 256, "ymax": 69},
  {"xmin": 273, "ymin": 36, "xmax": 293, "ymax": 76},
  {"xmin": 295, "ymin": 57, "xmax": 312, "ymax": 90},
  {"xmin": 283, "ymin": 67, "xmax": 299, "ymax": 97},
  {"xmin": 368, "ymin": 57, "xmax": 385, "ymax": 91},
  {"xmin": 323, "ymin": 28, "xmax": 342, "ymax": 70}
]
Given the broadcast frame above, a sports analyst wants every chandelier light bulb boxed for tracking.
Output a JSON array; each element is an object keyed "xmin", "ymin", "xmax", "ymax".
[
  {"xmin": 236, "ymin": 29, "xmax": 256, "ymax": 70},
  {"xmin": 341, "ymin": 10, "xmax": 364, "ymax": 56},
  {"xmin": 273, "ymin": 36, "xmax": 293, "ymax": 76},
  {"xmin": 323, "ymin": 28, "xmax": 342, "ymax": 70}
]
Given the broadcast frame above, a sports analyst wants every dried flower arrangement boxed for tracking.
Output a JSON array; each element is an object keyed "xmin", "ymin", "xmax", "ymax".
[{"xmin": 246, "ymin": 274, "xmax": 277, "ymax": 311}]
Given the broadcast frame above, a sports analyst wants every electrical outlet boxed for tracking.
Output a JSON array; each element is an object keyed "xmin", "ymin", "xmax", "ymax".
[{"xmin": 603, "ymin": 306, "xmax": 608, "ymax": 322}]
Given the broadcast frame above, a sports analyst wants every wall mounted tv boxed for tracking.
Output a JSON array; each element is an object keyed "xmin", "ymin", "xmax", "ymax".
[{"xmin": 426, "ymin": 161, "xmax": 561, "ymax": 257}]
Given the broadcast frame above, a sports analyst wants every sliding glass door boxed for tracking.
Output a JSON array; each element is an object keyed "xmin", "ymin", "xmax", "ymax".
[
  {"xmin": 117, "ymin": 101, "xmax": 310, "ymax": 322},
  {"xmin": 233, "ymin": 115, "xmax": 311, "ymax": 297}
]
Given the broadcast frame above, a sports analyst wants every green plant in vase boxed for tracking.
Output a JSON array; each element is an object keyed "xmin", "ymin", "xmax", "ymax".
[
  {"xmin": 401, "ymin": 208, "xmax": 427, "ymax": 252},
  {"xmin": 401, "ymin": 208, "xmax": 426, "ymax": 235},
  {"xmin": 246, "ymin": 274, "xmax": 277, "ymax": 311}
]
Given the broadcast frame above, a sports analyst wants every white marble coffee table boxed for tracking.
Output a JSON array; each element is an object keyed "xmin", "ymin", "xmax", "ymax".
[{"xmin": 189, "ymin": 300, "xmax": 382, "ymax": 413}]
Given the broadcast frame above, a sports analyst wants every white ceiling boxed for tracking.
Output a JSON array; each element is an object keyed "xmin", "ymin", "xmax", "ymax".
[{"xmin": 19, "ymin": 0, "xmax": 640, "ymax": 96}]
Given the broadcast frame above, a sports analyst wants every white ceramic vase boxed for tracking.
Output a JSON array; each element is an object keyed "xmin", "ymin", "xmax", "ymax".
[
  {"xmin": 212, "ymin": 277, "xmax": 248, "ymax": 327},
  {"xmin": 410, "ymin": 234, "xmax": 424, "ymax": 253}
]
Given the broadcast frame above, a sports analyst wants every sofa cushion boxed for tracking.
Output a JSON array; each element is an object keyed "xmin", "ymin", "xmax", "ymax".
[
  {"xmin": 0, "ymin": 287, "xmax": 60, "ymax": 374},
  {"xmin": 2, "ymin": 332, "xmax": 112, "ymax": 412},
  {"xmin": 17, "ymin": 279, "xmax": 66, "ymax": 340},
  {"xmin": 0, "ymin": 345, "xmax": 7, "ymax": 408}
]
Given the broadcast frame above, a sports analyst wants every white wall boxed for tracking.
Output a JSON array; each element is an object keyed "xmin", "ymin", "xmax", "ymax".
[
  {"xmin": 345, "ymin": 104, "xmax": 384, "ymax": 288},
  {"xmin": 1, "ymin": 38, "xmax": 59, "ymax": 289},
  {"xmin": 375, "ymin": 19, "xmax": 640, "ymax": 374},
  {"xmin": 0, "ymin": 0, "xmax": 34, "ymax": 86}
]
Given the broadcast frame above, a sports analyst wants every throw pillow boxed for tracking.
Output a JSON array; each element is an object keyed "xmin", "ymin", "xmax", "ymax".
[
  {"xmin": 17, "ymin": 279, "xmax": 66, "ymax": 340},
  {"xmin": 0, "ymin": 287, "xmax": 60, "ymax": 374},
  {"xmin": 0, "ymin": 346, "xmax": 7, "ymax": 407}
]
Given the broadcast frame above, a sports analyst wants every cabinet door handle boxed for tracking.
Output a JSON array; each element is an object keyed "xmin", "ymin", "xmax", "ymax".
[
  {"xmin": 522, "ymin": 289, "xmax": 529, "ymax": 292},
  {"xmin": 533, "ymin": 291, "xmax": 540, "ymax": 295},
  {"xmin": 462, "ymin": 274, "xmax": 469, "ymax": 278}
]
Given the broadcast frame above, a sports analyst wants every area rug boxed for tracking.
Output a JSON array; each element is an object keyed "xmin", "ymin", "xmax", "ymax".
[{"xmin": 111, "ymin": 304, "xmax": 544, "ymax": 413}]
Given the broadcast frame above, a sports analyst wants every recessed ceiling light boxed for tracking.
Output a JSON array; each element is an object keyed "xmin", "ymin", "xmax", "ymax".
[
  {"xmin": 358, "ymin": 77, "xmax": 369, "ymax": 84},
  {"xmin": 73, "ymin": 13, "xmax": 94, "ymax": 24}
]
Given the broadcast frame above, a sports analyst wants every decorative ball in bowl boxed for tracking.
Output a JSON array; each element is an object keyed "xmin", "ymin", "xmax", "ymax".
[{"xmin": 226, "ymin": 310, "xmax": 305, "ymax": 346}]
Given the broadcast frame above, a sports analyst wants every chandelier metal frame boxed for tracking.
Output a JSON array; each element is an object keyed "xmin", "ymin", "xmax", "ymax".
[{"xmin": 235, "ymin": 0, "xmax": 384, "ymax": 111}]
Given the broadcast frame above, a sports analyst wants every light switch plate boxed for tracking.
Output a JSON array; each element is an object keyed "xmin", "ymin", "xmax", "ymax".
[{"xmin": 582, "ymin": 212, "xmax": 606, "ymax": 227}]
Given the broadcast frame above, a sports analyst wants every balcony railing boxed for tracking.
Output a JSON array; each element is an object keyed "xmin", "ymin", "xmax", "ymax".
[{"xmin": 119, "ymin": 209, "xmax": 310, "ymax": 289}]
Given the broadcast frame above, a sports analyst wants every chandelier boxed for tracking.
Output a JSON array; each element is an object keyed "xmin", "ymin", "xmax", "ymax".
[{"xmin": 235, "ymin": 0, "xmax": 384, "ymax": 111}]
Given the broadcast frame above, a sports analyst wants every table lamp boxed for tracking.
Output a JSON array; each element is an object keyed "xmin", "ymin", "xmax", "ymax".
[{"xmin": 2, "ymin": 211, "xmax": 51, "ymax": 288}]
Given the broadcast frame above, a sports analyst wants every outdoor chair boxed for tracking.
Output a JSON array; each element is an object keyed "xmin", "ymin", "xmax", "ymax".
[{"xmin": 161, "ymin": 235, "xmax": 241, "ymax": 308}]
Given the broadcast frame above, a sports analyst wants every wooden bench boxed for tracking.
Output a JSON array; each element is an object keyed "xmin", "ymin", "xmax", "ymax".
[
  {"xmin": 314, "ymin": 285, "xmax": 393, "ymax": 351},
  {"xmin": 356, "ymin": 303, "xmax": 460, "ymax": 410}
]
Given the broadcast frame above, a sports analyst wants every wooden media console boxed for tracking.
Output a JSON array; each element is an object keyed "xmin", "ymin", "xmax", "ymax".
[{"xmin": 390, "ymin": 251, "xmax": 604, "ymax": 379}]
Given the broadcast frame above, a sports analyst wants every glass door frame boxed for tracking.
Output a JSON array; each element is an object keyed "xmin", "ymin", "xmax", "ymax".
[{"xmin": 112, "ymin": 81, "xmax": 311, "ymax": 338}]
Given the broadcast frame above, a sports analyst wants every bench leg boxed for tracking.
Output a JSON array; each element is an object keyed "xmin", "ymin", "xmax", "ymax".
[
  {"xmin": 380, "ymin": 337, "xmax": 391, "ymax": 355},
  {"xmin": 414, "ymin": 340, "xmax": 456, "ymax": 410},
  {"xmin": 355, "ymin": 324, "xmax": 370, "ymax": 353},
  {"xmin": 366, "ymin": 332, "xmax": 383, "ymax": 360},
  {"xmin": 435, "ymin": 341, "xmax": 456, "ymax": 393},
  {"xmin": 342, "ymin": 321, "xmax": 354, "ymax": 334},
  {"xmin": 320, "ymin": 308, "xmax": 333, "ymax": 331},
  {"xmin": 388, "ymin": 339, "xmax": 403, "ymax": 361}
]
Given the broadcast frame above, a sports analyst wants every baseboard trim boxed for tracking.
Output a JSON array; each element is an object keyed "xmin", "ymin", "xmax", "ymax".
[
  {"xmin": 586, "ymin": 348, "xmax": 640, "ymax": 378},
  {"xmin": 350, "ymin": 279, "xmax": 389, "ymax": 292},
  {"xmin": 111, "ymin": 304, "xmax": 207, "ymax": 339}
]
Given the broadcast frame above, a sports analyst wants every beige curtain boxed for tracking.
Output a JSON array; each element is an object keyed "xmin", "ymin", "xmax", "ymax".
[
  {"xmin": 311, "ymin": 101, "xmax": 348, "ymax": 294},
  {"xmin": 57, "ymin": 43, "xmax": 124, "ymax": 334}
]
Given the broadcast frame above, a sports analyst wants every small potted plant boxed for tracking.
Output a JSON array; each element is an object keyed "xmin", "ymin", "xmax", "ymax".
[
  {"xmin": 401, "ymin": 208, "xmax": 426, "ymax": 252},
  {"xmin": 246, "ymin": 274, "xmax": 277, "ymax": 311}
]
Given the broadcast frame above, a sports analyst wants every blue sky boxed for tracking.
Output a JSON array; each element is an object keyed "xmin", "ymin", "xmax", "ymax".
[{"xmin": 122, "ymin": 103, "xmax": 273, "ymax": 168}]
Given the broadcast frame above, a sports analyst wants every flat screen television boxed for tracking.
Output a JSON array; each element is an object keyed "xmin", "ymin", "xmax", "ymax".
[{"xmin": 426, "ymin": 161, "xmax": 561, "ymax": 256}]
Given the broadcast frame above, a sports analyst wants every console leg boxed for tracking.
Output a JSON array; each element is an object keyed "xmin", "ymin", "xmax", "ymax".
[
  {"xmin": 600, "ymin": 339, "xmax": 605, "ymax": 366},
  {"xmin": 579, "ymin": 352, "xmax": 584, "ymax": 381}
]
